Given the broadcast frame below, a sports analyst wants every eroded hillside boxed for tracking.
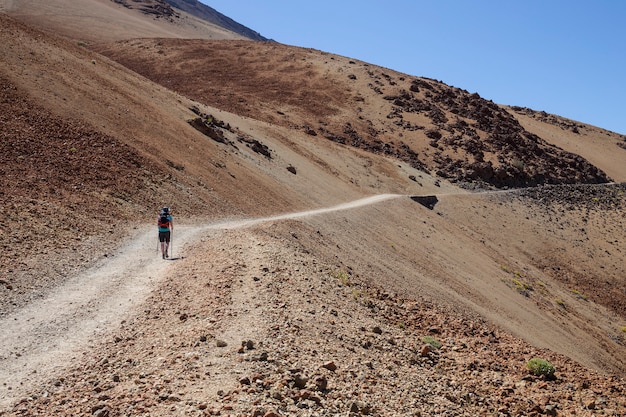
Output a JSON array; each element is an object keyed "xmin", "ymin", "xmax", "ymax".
[
  {"xmin": 0, "ymin": 12, "xmax": 428, "ymax": 314},
  {"xmin": 93, "ymin": 39, "xmax": 626, "ymax": 188}
]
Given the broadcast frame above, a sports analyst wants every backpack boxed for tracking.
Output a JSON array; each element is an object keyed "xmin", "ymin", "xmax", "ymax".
[{"xmin": 158, "ymin": 213, "xmax": 170, "ymax": 228}]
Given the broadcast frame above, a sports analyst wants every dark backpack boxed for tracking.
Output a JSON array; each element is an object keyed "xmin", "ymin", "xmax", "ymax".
[{"xmin": 158, "ymin": 213, "xmax": 170, "ymax": 228}]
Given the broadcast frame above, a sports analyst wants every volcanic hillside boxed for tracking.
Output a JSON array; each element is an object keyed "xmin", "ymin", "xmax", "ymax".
[
  {"xmin": 93, "ymin": 38, "xmax": 626, "ymax": 189},
  {"xmin": 1, "ymin": 1, "xmax": 626, "ymax": 416}
]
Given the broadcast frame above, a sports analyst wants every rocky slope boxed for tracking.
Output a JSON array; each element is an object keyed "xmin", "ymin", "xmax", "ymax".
[
  {"xmin": 93, "ymin": 39, "xmax": 621, "ymax": 189},
  {"xmin": 165, "ymin": 0, "xmax": 268, "ymax": 40},
  {"xmin": 10, "ymin": 222, "xmax": 626, "ymax": 416},
  {"xmin": 1, "ymin": 3, "xmax": 625, "ymax": 416}
]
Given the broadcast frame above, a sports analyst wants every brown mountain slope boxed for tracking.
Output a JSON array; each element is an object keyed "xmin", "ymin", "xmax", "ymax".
[
  {"xmin": 1, "ymin": 6, "xmax": 626, "ymax": 417},
  {"xmin": 0, "ymin": 0, "xmax": 249, "ymax": 42},
  {"xmin": 511, "ymin": 106, "xmax": 626, "ymax": 183},
  {"xmin": 165, "ymin": 0, "xmax": 268, "ymax": 40},
  {"xmin": 93, "ymin": 38, "xmax": 624, "ymax": 188},
  {"xmin": 0, "ymin": 12, "xmax": 430, "ymax": 314}
]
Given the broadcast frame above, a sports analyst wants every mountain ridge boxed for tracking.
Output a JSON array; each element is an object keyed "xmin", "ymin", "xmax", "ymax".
[
  {"xmin": 108, "ymin": 0, "xmax": 269, "ymax": 41},
  {"xmin": 165, "ymin": 0, "xmax": 269, "ymax": 41}
]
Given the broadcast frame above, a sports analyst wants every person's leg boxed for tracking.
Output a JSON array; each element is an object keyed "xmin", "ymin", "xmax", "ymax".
[
  {"xmin": 159, "ymin": 232, "xmax": 166, "ymax": 258},
  {"xmin": 164, "ymin": 232, "xmax": 170, "ymax": 258}
]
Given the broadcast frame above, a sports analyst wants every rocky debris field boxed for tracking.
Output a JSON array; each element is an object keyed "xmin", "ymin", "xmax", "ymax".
[
  {"xmin": 111, "ymin": 0, "xmax": 179, "ymax": 19},
  {"xmin": 9, "ymin": 224, "xmax": 625, "ymax": 417},
  {"xmin": 510, "ymin": 183, "xmax": 626, "ymax": 212},
  {"xmin": 382, "ymin": 79, "xmax": 611, "ymax": 188},
  {"xmin": 502, "ymin": 183, "xmax": 626, "ymax": 318}
]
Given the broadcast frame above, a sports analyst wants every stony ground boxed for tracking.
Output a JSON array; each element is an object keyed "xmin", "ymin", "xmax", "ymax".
[{"xmin": 6, "ymin": 219, "xmax": 626, "ymax": 417}]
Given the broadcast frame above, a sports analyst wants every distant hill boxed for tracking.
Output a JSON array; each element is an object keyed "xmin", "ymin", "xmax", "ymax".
[
  {"xmin": 0, "ymin": 0, "xmax": 260, "ymax": 42},
  {"xmin": 165, "ymin": 0, "xmax": 269, "ymax": 41}
]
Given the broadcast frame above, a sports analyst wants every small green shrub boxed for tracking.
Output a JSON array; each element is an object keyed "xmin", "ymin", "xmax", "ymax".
[
  {"xmin": 422, "ymin": 336, "xmax": 442, "ymax": 349},
  {"xmin": 331, "ymin": 270, "xmax": 351, "ymax": 286},
  {"xmin": 351, "ymin": 288, "xmax": 364, "ymax": 299},
  {"xmin": 621, "ymin": 326, "xmax": 626, "ymax": 333},
  {"xmin": 526, "ymin": 358, "xmax": 555, "ymax": 378},
  {"xmin": 511, "ymin": 159, "xmax": 525, "ymax": 171},
  {"xmin": 501, "ymin": 266, "xmax": 534, "ymax": 295},
  {"xmin": 512, "ymin": 278, "xmax": 533, "ymax": 292}
]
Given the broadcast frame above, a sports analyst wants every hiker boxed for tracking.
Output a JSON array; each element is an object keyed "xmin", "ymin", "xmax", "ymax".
[{"xmin": 158, "ymin": 206, "xmax": 173, "ymax": 259}]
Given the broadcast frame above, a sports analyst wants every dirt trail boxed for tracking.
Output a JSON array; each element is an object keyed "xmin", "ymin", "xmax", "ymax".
[{"xmin": 0, "ymin": 194, "xmax": 401, "ymax": 406}]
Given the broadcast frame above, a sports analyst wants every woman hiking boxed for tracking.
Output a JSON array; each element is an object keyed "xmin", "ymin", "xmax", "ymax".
[{"xmin": 157, "ymin": 206, "xmax": 173, "ymax": 259}]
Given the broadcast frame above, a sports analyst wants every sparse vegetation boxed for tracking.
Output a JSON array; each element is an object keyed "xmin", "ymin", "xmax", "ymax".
[
  {"xmin": 512, "ymin": 278, "xmax": 533, "ymax": 292},
  {"xmin": 570, "ymin": 289, "xmax": 588, "ymax": 300},
  {"xmin": 501, "ymin": 266, "xmax": 534, "ymax": 295},
  {"xmin": 331, "ymin": 270, "xmax": 351, "ymax": 286},
  {"xmin": 422, "ymin": 335, "xmax": 442, "ymax": 349},
  {"xmin": 351, "ymin": 288, "xmax": 364, "ymax": 299},
  {"xmin": 511, "ymin": 159, "xmax": 525, "ymax": 171},
  {"xmin": 526, "ymin": 358, "xmax": 556, "ymax": 378},
  {"xmin": 535, "ymin": 280, "xmax": 548, "ymax": 296}
]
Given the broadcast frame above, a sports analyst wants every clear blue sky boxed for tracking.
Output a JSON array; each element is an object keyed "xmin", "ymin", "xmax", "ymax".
[{"xmin": 204, "ymin": 1, "xmax": 625, "ymax": 135}]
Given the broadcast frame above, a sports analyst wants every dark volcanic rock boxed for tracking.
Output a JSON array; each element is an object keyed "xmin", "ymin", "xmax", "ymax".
[{"xmin": 390, "ymin": 78, "xmax": 612, "ymax": 188}]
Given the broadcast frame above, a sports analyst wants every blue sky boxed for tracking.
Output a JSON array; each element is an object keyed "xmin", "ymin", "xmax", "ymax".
[{"xmin": 204, "ymin": 1, "xmax": 625, "ymax": 135}]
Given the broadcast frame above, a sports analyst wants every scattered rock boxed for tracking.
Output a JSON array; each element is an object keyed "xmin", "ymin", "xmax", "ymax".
[
  {"xmin": 420, "ymin": 344, "xmax": 433, "ymax": 357},
  {"xmin": 322, "ymin": 361, "xmax": 337, "ymax": 372}
]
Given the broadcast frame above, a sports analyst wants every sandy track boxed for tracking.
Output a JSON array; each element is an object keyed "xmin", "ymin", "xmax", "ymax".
[{"xmin": 0, "ymin": 194, "xmax": 401, "ymax": 406}]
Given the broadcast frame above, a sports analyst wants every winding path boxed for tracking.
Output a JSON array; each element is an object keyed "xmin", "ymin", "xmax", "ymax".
[{"xmin": 0, "ymin": 194, "xmax": 401, "ymax": 406}]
